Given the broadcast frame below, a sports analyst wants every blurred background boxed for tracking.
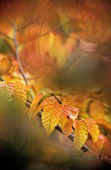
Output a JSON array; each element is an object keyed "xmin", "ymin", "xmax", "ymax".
[{"xmin": 0, "ymin": 0, "xmax": 111, "ymax": 169}]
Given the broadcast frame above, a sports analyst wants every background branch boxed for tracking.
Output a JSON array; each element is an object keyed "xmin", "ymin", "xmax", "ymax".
[{"xmin": 13, "ymin": 24, "xmax": 28, "ymax": 85}]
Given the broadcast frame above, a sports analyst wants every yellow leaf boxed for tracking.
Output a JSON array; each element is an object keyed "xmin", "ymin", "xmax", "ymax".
[
  {"xmin": 0, "ymin": 81, "xmax": 27, "ymax": 104},
  {"xmin": 63, "ymin": 119, "xmax": 73, "ymax": 137},
  {"xmin": 30, "ymin": 93, "xmax": 43, "ymax": 112},
  {"xmin": 42, "ymin": 99, "xmax": 62, "ymax": 136},
  {"xmin": 29, "ymin": 93, "xmax": 43, "ymax": 119},
  {"xmin": 58, "ymin": 108, "xmax": 67, "ymax": 129},
  {"xmin": 85, "ymin": 118, "xmax": 100, "ymax": 143},
  {"xmin": 74, "ymin": 120, "xmax": 88, "ymax": 149}
]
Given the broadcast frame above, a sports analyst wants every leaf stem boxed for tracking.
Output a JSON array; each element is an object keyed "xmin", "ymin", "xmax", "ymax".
[{"xmin": 51, "ymin": 93, "xmax": 62, "ymax": 104}]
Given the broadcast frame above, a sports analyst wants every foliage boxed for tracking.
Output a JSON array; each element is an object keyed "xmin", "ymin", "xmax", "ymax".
[{"xmin": 0, "ymin": 0, "xmax": 111, "ymax": 169}]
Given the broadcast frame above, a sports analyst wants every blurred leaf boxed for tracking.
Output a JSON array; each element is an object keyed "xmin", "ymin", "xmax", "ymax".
[
  {"xmin": 96, "ymin": 119, "xmax": 111, "ymax": 131},
  {"xmin": 0, "ymin": 53, "xmax": 12, "ymax": 75},
  {"xmin": 89, "ymin": 100, "xmax": 106, "ymax": 120},
  {"xmin": 94, "ymin": 134, "xmax": 111, "ymax": 158}
]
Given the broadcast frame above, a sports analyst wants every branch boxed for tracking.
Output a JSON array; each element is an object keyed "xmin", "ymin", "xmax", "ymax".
[
  {"xmin": 13, "ymin": 24, "xmax": 28, "ymax": 85},
  {"xmin": 55, "ymin": 125, "xmax": 92, "ymax": 154},
  {"xmin": 51, "ymin": 93, "xmax": 62, "ymax": 104}
]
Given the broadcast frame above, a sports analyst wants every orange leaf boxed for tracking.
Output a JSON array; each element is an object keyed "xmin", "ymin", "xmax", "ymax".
[
  {"xmin": 85, "ymin": 118, "xmax": 100, "ymax": 143},
  {"xmin": 74, "ymin": 119, "xmax": 88, "ymax": 149},
  {"xmin": 63, "ymin": 119, "xmax": 73, "ymax": 137},
  {"xmin": 29, "ymin": 93, "xmax": 43, "ymax": 119},
  {"xmin": 62, "ymin": 95, "xmax": 75, "ymax": 106},
  {"xmin": 95, "ymin": 134, "xmax": 111, "ymax": 158},
  {"xmin": 59, "ymin": 105, "xmax": 78, "ymax": 129},
  {"xmin": 58, "ymin": 107, "xmax": 67, "ymax": 130},
  {"xmin": 89, "ymin": 100, "xmax": 105, "ymax": 120},
  {"xmin": 96, "ymin": 119, "xmax": 111, "ymax": 131}
]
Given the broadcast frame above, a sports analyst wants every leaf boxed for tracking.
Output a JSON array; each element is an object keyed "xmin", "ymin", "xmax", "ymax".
[
  {"xmin": 74, "ymin": 119, "xmax": 88, "ymax": 149},
  {"xmin": 57, "ymin": 9, "xmax": 72, "ymax": 36},
  {"xmin": 59, "ymin": 96, "xmax": 79, "ymax": 129},
  {"xmin": 85, "ymin": 118, "xmax": 100, "ymax": 143},
  {"xmin": 29, "ymin": 93, "xmax": 43, "ymax": 119},
  {"xmin": 96, "ymin": 119, "xmax": 111, "ymax": 131},
  {"xmin": 62, "ymin": 118, "xmax": 73, "ymax": 137},
  {"xmin": 89, "ymin": 100, "xmax": 106, "ymax": 120},
  {"xmin": 94, "ymin": 134, "xmax": 111, "ymax": 158},
  {"xmin": 59, "ymin": 105, "xmax": 78, "ymax": 129},
  {"xmin": 42, "ymin": 99, "xmax": 62, "ymax": 136},
  {"xmin": 8, "ymin": 81, "xmax": 27, "ymax": 104},
  {"xmin": 0, "ymin": 81, "xmax": 27, "ymax": 104},
  {"xmin": 62, "ymin": 95, "xmax": 76, "ymax": 106},
  {"xmin": 58, "ymin": 107, "xmax": 67, "ymax": 129},
  {"xmin": 0, "ymin": 54, "xmax": 12, "ymax": 74}
]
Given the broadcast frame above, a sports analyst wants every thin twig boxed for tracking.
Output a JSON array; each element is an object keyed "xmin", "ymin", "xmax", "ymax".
[
  {"xmin": 51, "ymin": 93, "xmax": 62, "ymax": 104},
  {"xmin": 13, "ymin": 24, "xmax": 28, "ymax": 85}
]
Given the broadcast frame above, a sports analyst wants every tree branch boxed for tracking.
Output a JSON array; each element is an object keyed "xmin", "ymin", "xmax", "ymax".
[
  {"xmin": 55, "ymin": 125, "xmax": 92, "ymax": 154},
  {"xmin": 51, "ymin": 93, "xmax": 62, "ymax": 104},
  {"xmin": 13, "ymin": 24, "xmax": 28, "ymax": 85}
]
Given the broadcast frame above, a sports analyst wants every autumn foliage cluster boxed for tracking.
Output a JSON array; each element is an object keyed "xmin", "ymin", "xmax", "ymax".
[{"xmin": 0, "ymin": 0, "xmax": 111, "ymax": 169}]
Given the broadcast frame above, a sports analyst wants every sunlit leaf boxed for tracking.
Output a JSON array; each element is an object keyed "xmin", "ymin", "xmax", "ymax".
[
  {"xmin": 58, "ymin": 107, "xmax": 67, "ymax": 129},
  {"xmin": 29, "ymin": 93, "xmax": 43, "ymax": 119},
  {"xmin": 0, "ymin": 81, "xmax": 27, "ymax": 105},
  {"xmin": 42, "ymin": 99, "xmax": 62, "ymax": 136},
  {"xmin": 74, "ymin": 119, "xmax": 88, "ymax": 149},
  {"xmin": 59, "ymin": 104, "xmax": 78, "ymax": 129},
  {"xmin": 85, "ymin": 118, "xmax": 99, "ymax": 143}
]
